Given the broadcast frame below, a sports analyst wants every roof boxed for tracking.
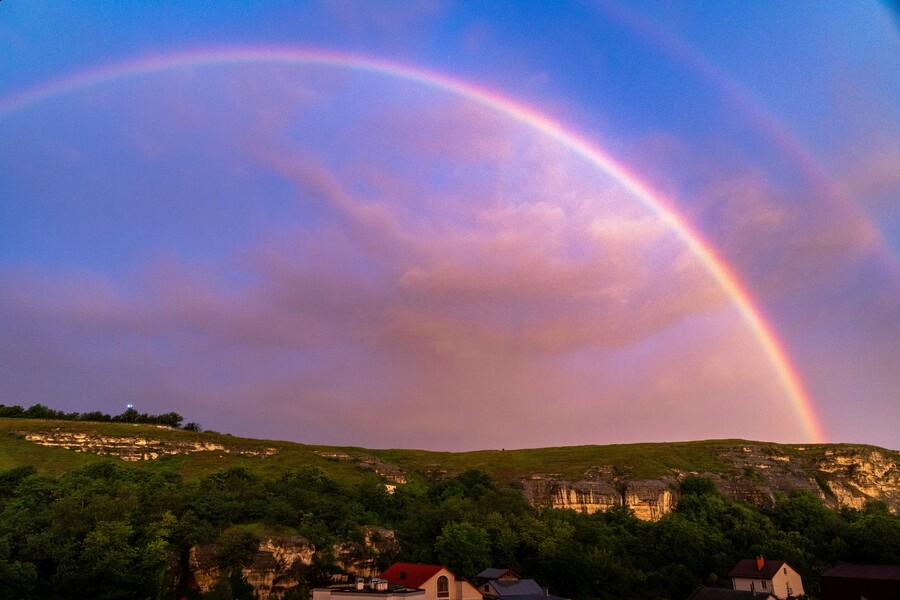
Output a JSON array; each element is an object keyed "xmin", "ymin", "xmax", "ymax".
[
  {"xmin": 821, "ymin": 564, "xmax": 900, "ymax": 581},
  {"xmin": 489, "ymin": 579, "xmax": 546, "ymax": 597},
  {"xmin": 315, "ymin": 584, "xmax": 424, "ymax": 596},
  {"xmin": 380, "ymin": 564, "xmax": 446, "ymax": 589},
  {"xmin": 478, "ymin": 568, "xmax": 519, "ymax": 580},
  {"xmin": 728, "ymin": 559, "xmax": 787, "ymax": 580},
  {"xmin": 496, "ymin": 594, "xmax": 568, "ymax": 600},
  {"xmin": 687, "ymin": 587, "xmax": 773, "ymax": 600}
]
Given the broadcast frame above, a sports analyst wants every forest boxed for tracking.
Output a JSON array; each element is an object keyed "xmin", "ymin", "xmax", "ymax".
[
  {"xmin": 0, "ymin": 404, "xmax": 200, "ymax": 431},
  {"xmin": 1, "ymin": 460, "xmax": 898, "ymax": 600}
]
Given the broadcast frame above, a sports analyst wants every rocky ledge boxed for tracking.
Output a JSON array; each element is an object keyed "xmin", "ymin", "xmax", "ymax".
[
  {"xmin": 22, "ymin": 430, "xmax": 277, "ymax": 461},
  {"xmin": 518, "ymin": 443, "xmax": 899, "ymax": 521},
  {"xmin": 188, "ymin": 535, "xmax": 315, "ymax": 600}
]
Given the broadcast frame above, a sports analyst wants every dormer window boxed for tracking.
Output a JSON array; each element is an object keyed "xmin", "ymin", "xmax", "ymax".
[
  {"xmin": 400, "ymin": 572, "xmax": 406, "ymax": 581},
  {"xmin": 437, "ymin": 576, "xmax": 449, "ymax": 598}
]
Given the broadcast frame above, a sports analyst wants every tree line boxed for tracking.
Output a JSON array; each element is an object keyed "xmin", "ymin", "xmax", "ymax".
[
  {"xmin": 0, "ymin": 460, "xmax": 898, "ymax": 600},
  {"xmin": 0, "ymin": 403, "xmax": 201, "ymax": 431}
]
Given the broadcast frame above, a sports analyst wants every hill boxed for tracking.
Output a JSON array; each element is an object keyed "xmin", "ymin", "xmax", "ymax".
[
  {"xmin": 2, "ymin": 417, "xmax": 897, "ymax": 518},
  {"xmin": 2, "ymin": 417, "xmax": 899, "ymax": 599}
]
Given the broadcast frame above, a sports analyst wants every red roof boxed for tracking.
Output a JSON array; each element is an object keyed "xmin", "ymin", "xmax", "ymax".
[
  {"xmin": 381, "ymin": 563, "xmax": 446, "ymax": 589},
  {"xmin": 729, "ymin": 559, "xmax": 787, "ymax": 580}
]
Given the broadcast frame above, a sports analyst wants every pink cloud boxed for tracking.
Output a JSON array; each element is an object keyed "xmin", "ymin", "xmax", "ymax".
[{"xmin": 2, "ymin": 66, "xmax": 851, "ymax": 449}]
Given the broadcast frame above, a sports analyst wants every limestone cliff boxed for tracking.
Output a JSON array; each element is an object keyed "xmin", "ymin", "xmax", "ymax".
[
  {"xmin": 187, "ymin": 528, "xmax": 399, "ymax": 598},
  {"xmin": 189, "ymin": 535, "xmax": 315, "ymax": 599},
  {"xmin": 517, "ymin": 443, "xmax": 899, "ymax": 521},
  {"xmin": 624, "ymin": 480, "xmax": 678, "ymax": 521},
  {"xmin": 22, "ymin": 429, "xmax": 276, "ymax": 461},
  {"xmin": 518, "ymin": 477, "xmax": 678, "ymax": 521},
  {"xmin": 333, "ymin": 526, "xmax": 400, "ymax": 577}
]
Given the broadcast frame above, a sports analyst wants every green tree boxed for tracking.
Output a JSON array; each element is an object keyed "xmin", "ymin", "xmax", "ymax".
[{"xmin": 434, "ymin": 522, "xmax": 491, "ymax": 579}]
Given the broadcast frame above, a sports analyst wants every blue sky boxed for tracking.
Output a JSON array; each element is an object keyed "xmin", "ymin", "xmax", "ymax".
[{"xmin": 1, "ymin": 2, "xmax": 898, "ymax": 450}]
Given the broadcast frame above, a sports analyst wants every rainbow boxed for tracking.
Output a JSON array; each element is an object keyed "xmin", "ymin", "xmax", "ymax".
[
  {"xmin": 0, "ymin": 46, "xmax": 827, "ymax": 442},
  {"xmin": 599, "ymin": 0, "xmax": 899, "ymax": 274}
]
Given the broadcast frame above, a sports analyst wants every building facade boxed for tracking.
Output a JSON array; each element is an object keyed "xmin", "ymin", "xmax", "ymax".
[
  {"xmin": 381, "ymin": 563, "xmax": 482, "ymax": 600},
  {"xmin": 729, "ymin": 557, "xmax": 804, "ymax": 599}
]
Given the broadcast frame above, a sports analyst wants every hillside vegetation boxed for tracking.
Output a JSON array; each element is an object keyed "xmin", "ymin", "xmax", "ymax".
[
  {"xmin": 1, "ymin": 416, "xmax": 891, "ymax": 483},
  {"xmin": 1, "ymin": 417, "xmax": 899, "ymax": 600}
]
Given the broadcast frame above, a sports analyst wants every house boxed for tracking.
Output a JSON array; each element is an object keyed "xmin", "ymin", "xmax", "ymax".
[
  {"xmin": 313, "ymin": 578, "xmax": 426, "ymax": 600},
  {"xmin": 820, "ymin": 563, "xmax": 900, "ymax": 600},
  {"xmin": 380, "ymin": 563, "xmax": 483, "ymax": 600},
  {"xmin": 728, "ymin": 557, "xmax": 804, "ymax": 599},
  {"xmin": 476, "ymin": 567, "xmax": 569, "ymax": 600},
  {"xmin": 686, "ymin": 587, "xmax": 773, "ymax": 600}
]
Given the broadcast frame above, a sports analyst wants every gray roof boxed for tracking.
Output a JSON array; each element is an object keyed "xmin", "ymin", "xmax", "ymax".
[
  {"xmin": 490, "ymin": 579, "xmax": 546, "ymax": 597},
  {"xmin": 477, "ymin": 568, "xmax": 519, "ymax": 580},
  {"xmin": 687, "ymin": 588, "xmax": 773, "ymax": 600},
  {"xmin": 822, "ymin": 564, "xmax": 900, "ymax": 580},
  {"xmin": 498, "ymin": 594, "xmax": 568, "ymax": 600}
]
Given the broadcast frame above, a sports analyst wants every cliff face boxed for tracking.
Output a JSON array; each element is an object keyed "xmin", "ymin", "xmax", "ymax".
[
  {"xmin": 519, "ymin": 444, "xmax": 900, "ymax": 521},
  {"xmin": 519, "ymin": 478, "xmax": 678, "ymax": 521},
  {"xmin": 22, "ymin": 430, "xmax": 276, "ymax": 461},
  {"xmin": 814, "ymin": 448, "xmax": 900, "ymax": 509},
  {"xmin": 189, "ymin": 535, "xmax": 315, "ymax": 600},
  {"xmin": 333, "ymin": 526, "xmax": 400, "ymax": 577}
]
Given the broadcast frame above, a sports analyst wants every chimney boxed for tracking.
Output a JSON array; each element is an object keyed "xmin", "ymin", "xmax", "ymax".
[{"xmin": 756, "ymin": 556, "xmax": 765, "ymax": 571}]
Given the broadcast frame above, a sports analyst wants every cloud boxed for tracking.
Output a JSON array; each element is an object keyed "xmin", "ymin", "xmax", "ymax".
[{"xmin": 1, "ymin": 64, "xmax": 831, "ymax": 449}]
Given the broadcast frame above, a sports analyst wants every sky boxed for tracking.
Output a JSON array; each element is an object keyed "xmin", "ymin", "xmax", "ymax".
[{"xmin": 1, "ymin": 2, "xmax": 898, "ymax": 451}]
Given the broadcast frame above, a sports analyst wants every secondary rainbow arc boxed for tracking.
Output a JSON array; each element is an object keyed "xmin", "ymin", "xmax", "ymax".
[{"xmin": 0, "ymin": 46, "xmax": 827, "ymax": 442}]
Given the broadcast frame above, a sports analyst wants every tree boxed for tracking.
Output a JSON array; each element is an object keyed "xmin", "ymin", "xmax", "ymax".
[{"xmin": 434, "ymin": 522, "xmax": 491, "ymax": 579}]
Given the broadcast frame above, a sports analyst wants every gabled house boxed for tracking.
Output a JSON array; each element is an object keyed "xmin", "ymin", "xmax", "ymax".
[
  {"xmin": 476, "ymin": 567, "xmax": 569, "ymax": 600},
  {"xmin": 729, "ymin": 557, "xmax": 804, "ymax": 599},
  {"xmin": 381, "ymin": 563, "xmax": 482, "ymax": 600}
]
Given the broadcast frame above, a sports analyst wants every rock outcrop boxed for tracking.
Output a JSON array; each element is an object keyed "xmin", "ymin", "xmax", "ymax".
[
  {"xmin": 189, "ymin": 535, "xmax": 315, "ymax": 600},
  {"xmin": 334, "ymin": 527, "xmax": 400, "ymax": 577},
  {"xmin": 624, "ymin": 480, "xmax": 678, "ymax": 521},
  {"xmin": 315, "ymin": 451, "xmax": 407, "ymax": 484},
  {"xmin": 22, "ymin": 430, "xmax": 276, "ymax": 461},
  {"xmin": 518, "ymin": 444, "xmax": 899, "ymax": 521},
  {"xmin": 520, "ymin": 477, "xmax": 622, "ymax": 513},
  {"xmin": 518, "ymin": 477, "xmax": 678, "ymax": 521}
]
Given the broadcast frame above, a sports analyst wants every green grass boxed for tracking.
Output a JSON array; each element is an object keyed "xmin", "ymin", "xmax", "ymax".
[{"xmin": 2, "ymin": 418, "xmax": 896, "ymax": 485}]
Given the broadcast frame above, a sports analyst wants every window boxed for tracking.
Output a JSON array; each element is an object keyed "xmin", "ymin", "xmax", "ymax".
[
  {"xmin": 762, "ymin": 581, "xmax": 767, "ymax": 589},
  {"xmin": 400, "ymin": 572, "xmax": 407, "ymax": 581},
  {"xmin": 437, "ymin": 576, "xmax": 449, "ymax": 598},
  {"xmin": 784, "ymin": 568, "xmax": 788, "ymax": 575},
  {"xmin": 484, "ymin": 586, "xmax": 490, "ymax": 593}
]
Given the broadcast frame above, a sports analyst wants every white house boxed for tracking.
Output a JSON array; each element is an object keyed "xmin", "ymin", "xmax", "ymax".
[{"xmin": 729, "ymin": 557, "xmax": 804, "ymax": 599}]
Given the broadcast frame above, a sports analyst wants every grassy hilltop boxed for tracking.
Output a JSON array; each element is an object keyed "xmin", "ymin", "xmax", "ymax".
[{"xmin": 0, "ymin": 416, "xmax": 890, "ymax": 485}]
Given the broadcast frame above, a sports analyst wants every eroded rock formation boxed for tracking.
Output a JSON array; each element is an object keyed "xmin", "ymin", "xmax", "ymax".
[
  {"xmin": 23, "ymin": 430, "xmax": 276, "ymax": 461},
  {"xmin": 189, "ymin": 535, "xmax": 315, "ymax": 600},
  {"xmin": 518, "ymin": 444, "xmax": 899, "ymax": 521},
  {"xmin": 333, "ymin": 527, "xmax": 400, "ymax": 577}
]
